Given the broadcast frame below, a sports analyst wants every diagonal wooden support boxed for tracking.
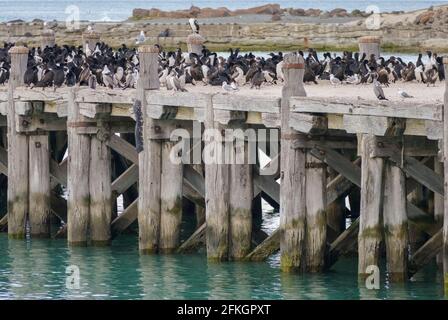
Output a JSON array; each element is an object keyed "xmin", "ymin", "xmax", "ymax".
[
  {"xmin": 408, "ymin": 229, "xmax": 443, "ymax": 277},
  {"xmin": 384, "ymin": 151, "xmax": 443, "ymax": 196},
  {"xmin": 247, "ymin": 145, "xmax": 439, "ymax": 263},
  {"xmin": 309, "ymin": 144, "xmax": 435, "ymax": 226}
]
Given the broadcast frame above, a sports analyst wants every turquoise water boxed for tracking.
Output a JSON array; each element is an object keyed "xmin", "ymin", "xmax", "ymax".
[
  {"xmin": 0, "ymin": 232, "xmax": 445, "ymax": 300},
  {"xmin": 0, "ymin": 0, "xmax": 446, "ymax": 22}
]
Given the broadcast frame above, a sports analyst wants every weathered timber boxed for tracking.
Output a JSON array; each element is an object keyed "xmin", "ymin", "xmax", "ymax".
[
  {"xmin": 290, "ymin": 96, "xmax": 443, "ymax": 121},
  {"xmin": 443, "ymin": 57, "xmax": 448, "ymax": 294},
  {"xmin": 111, "ymin": 199, "xmax": 138, "ymax": 238},
  {"xmin": 28, "ymin": 134, "xmax": 51, "ymax": 237},
  {"xmin": 280, "ymin": 53, "xmax": 307, "ymax": 272},
  {"xmin": 305, "ymin": 153, "xmax": 327, "ymax": 272},
  {"xmin": 383, "ymin": 162, "xmax": 409, "ymax": 282},
  {"xmin": 204, "ymin": 94, "xmax": 230, "ymax": 261},
  {"xmin": 159, "ymin": 141, "xmax": 183, "ymax": 253},
  {"xmin": 89, "ymin": 135, "xmax": 112, "ymax": 245},
  {"xmin": 7, "ymin": 46, "xmax": 29, "ymax": 239},
  {"xmin": 229, "ymin": 138, "xmax": 253, "ymax": 260},
  {"xmin": 408, "ymin": 229, "xmax": 443, "ymax": 277},
  {"xmin": 358, "ymin": 134, "xmax": 384, "ymax": 279},
  {"xmin": 138, "ymin": 45, "xmax": 162, "ymax": 254},
  {"xmin": 67, "ymin": 88, "xmax": 90, "ymax": 246}
]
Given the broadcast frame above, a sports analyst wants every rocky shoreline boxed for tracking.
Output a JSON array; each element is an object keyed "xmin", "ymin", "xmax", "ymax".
[
  {"xmin": 131, "ymin": 4, "xmax": 375, "ymax": 21},
  {"xmin": 1, "ymin": 4, "xmax": 448, "ymax": 52}
]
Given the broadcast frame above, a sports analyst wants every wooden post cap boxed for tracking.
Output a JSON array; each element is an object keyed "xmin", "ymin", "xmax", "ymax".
[
  {"xmin": 9, "ymin": 46, "xmax": 29, "ymax": 54},
  {"xmin": 358, "ymin": 36, "xmax": 381, "ymax": 43},
  {"xmin": 186, "ymin": 33, "xmax": 205, "ymax": 45},
  {"xmin": 138, "ymin": 45, "xmax": 159, "ymax": 53},
  {"xmin": 282, "ymin": 53, "xmax": 305, "ymax": 70},
  {"xmin": 443, "ymin": 56, "xmax": 448, "ymax": 65}
]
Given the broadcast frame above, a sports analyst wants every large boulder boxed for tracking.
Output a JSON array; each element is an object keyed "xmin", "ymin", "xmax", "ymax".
[
  {"xmin": 234, "ymin": 4, "xmax": 281, "ymax": 15},
  {"xmin": 132, "ymin": 8, "xmax": 150, "ymax": 19},
  {"xmin": 329, "ymin": 8, "xmax": 348, "ymax": 17},
  {"xmin": 289, "ymin": 8, "xmax": 306, "ymax": 16},
  {"xmin": 305, "ymin": 9, "xmax": 322, "ymax": 16}
]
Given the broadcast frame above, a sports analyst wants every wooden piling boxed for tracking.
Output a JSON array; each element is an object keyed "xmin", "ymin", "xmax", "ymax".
[
  {"xmin": 28, "ymin": 134, "xmax": 51, "ymax": 237},
  {"xmin": 41, "ymin": 29, "xmax": 55, "ymax": 48},
  {"xmin": 186, "ymin": 33, "xmax": 205, "ymax": 56},
  {"xmin": 67, "ymin": 88, "xmax": 90, "ymax": 246},
  {"xmin": 89, "ymin": 134, "xmax": 112, "ymax": 246},
  {"xmin": 305, "ymin": 153, "xmax": 327, "ymax": 272},
  {"xmin": 443, "ymin": 56, "xmax": 448, "ymax": 294},
  {"xmin": 358, "ymin": 36, "xmax": 381, "ymax": 58},
  {"xmin": 138, "ymin": 45, "xmax": 162, "ymax": 254},
  {"xmin": 383, "ymin": 162, "xmax": 408, "ymax": 282},
  {"xmin": 435, "ymin": 158, "xmax": 443, "ymax": 269},
  {"xmin": 358, "ymin": 134, "xmax": 384, "ymax": 279},
  {"xmin": 204, "ymin": 96, "xmax": 230, "ymax": 261},
  {"xmin": 159, "ymin": 141, "xmax": 183, "ymax": 253},
  {"xmin": 280, "ymin": 53, "xmax": 307, "ymax": 272},
  {"xmin": 82, "ymin": 30, "xmax": 101, "ymax": 56},
  {"xmin": 7, "ymin": 46, "xmax": 29, "ymax": 239},
  {"xmin": 229, "ymin": 133, "xmax": 253, "ymax": 261}
]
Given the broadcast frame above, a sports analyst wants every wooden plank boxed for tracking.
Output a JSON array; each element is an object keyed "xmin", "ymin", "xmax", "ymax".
[
  {"xmin": 111, "ymin": 164, "xmax": 138, "ymax": 194},
  {"xmin": 212, "ymin": 93, "xmax": 280, "ymax": 113},
  {"xmin": 177, "ymin": 222, "xmax": 206, "ymax": 254},
  {"xmin": 408, "ymin": 229, "xmax": 443, "ymax": 277},
  {"xmin": 147, "ymin": 91, "xmax": 209, "ymax": 108},
  {"xmin": 327, "ymin": 218, "xmax": 360, "ymax": 267},
  {"xmin": 245, "ymin": 228, "xmax": 280, "ymax": 261},
  {"xmin": 14, "ymin": 86, "xmax": 69, "ymax": 102},
  {"xmin": 386, "ymin": 153, "xmax": 443, "ymax": 196},
  {"xmin": 106, "ymin": 134, "xmax": 138, "ymax": 164},
  {"xmin": 79, "ymin": 103, "xmax": 111, "ymax": 118},
  {"xmin": 76, "ymin": 88, "xmax": 135, "ymax": 104},
  {"xmin": 16, "ymin": 114, "xmax": 67, "ymax": 132},
  {"xmin": 111, "ymin": 199, "xmax": 138, "ymax": 238},
  {"xmin": 291, "ymin": 96, "xmax": 443, "ymax": 121},
  {"xmin": 183, "ymin": 164, "xmax": 205, "ymax": 198},
  {"xmin": 289, "ymin": 113, "xmax": 327, "ymax": 134}
]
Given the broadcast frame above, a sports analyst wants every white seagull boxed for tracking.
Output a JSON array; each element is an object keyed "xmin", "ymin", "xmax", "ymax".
[
  {"xmin": 398, "ymin": 88, "xmax": 413, "ymax": 98},
  {"xmin": 136, "ymin": 30, "xmax": 146, "ymax": 45},
  {"xmin": 222, "ymin": 81, "xmax": 238, "ymax": 92},
  {"xmin": 329, "ymin": 74, "xmax": 341, "ymax": 86}
]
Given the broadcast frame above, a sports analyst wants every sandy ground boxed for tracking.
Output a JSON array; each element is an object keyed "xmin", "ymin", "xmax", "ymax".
[
  {"xmin": 169, "ymin": 80, "xmax": 445, "ymax": 104},
  {"xmin": 0, "ymin": 80, "xmax": 444, "ymax": 105}
]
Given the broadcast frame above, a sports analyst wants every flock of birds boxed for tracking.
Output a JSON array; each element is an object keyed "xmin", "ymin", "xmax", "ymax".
[{"xmin": 0, "ymin": 20, "xmax": 445, "ymax": 101}]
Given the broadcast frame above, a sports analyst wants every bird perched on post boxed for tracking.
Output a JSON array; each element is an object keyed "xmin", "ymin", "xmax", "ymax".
[
  {"xmin": 136, "ymin": 30, "xmax": 146, "ymax": 45},
  {"xmin": 189, "ymin": 18, "xmax": 199, "ymax": 34}
]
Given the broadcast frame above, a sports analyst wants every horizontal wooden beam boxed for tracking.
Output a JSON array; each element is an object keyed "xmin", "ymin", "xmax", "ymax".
[{"xmin": 291, "ymin": 96, "xmax": 443, "ymax": 121}]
